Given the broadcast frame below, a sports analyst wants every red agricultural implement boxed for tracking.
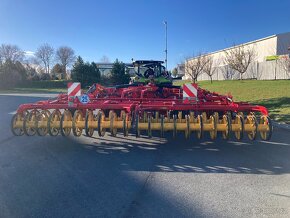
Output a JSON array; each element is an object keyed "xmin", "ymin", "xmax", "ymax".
[{"xmin": 11, "ymin": 60, "xmax": 272, "ymax": 141}]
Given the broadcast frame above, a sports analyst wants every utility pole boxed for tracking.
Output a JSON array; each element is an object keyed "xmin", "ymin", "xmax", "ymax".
[{"xmin": 163, "ymin": 21, "xmax": 168, "ymax": 70}]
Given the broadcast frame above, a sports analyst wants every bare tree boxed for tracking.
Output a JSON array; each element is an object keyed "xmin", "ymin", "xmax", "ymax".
[
  {"xmin": 0, "ymin": 44, "xmax": 24, "ymax": 63},
  {"xmin": 55, "ymin": 46, "xmax": 76, "ymax": 76},
  {"xmin": 279, "ymin": 55, "xmax": 290, "ymax": 76},
  {"xmin": 220, "ymin": 65, "xmax": 234, "ymax": 80},
  {"xmin": 224, "ymin": 44, "xmax": 256, "ymax": 80},
  {"xmin": 203, "ymin": 55, "xmax": 220, "ymax": 83},
  {"xmin": 185, "ymin": 52, "xmax": 209, "ymax": 83},
  {"xmin": 35, "ymin": 43, "xmax": 54, "ymax": 74}
]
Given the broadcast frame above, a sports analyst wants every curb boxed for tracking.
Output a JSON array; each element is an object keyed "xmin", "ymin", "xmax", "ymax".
[{"xmin": 273, "ymin": 121, "xmax": 290, "ymax": 131}]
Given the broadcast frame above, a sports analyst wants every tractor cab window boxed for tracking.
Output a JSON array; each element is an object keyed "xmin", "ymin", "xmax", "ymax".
[
  {"xmin": 133, "ymin": 61, "xmax": 166, "ymax": 79},
  {"xmin": 135, "ymin": 64, "xmax": 164, "ymax": 78},
  {"xmin": 136, "ymin": 66, "xmax": 149, "ymax": 76},
  {"xmin": 160, "ymin": 66, "xmax": 166, "ymax": 76},
  {"xmin": 153, "ymin": 65, "xmax": 161, "ymax": 76}
]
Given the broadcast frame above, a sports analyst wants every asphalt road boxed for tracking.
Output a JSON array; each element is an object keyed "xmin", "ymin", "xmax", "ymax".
[{"xmin": 0, "ymin": 94, "xmax": 290, "ymax": 218}]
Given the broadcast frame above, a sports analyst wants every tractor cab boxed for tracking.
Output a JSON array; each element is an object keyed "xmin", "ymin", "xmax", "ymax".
[{"xmin": 132, "ymin": 60, "xmax": 172, "ymax": 85}]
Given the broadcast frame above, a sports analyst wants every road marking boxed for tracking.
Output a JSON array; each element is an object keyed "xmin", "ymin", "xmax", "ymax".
[{"xmin": 8, "ymin": 111, "xmax": 17, "ymax": 115}]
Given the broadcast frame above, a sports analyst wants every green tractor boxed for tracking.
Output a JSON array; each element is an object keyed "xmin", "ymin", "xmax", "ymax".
[{"xmin": 131, "ymin": 60, "xmax": 175, "ymax": 86}]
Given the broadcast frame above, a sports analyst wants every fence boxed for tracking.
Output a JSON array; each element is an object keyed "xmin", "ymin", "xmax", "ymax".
[{"xmin": 192, "ymin": 60, "xmax": 290, "ymax": 81}]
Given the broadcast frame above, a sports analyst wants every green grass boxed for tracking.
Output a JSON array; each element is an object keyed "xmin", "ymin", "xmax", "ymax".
[
  {"xmin": 0, "ymin": 87, "xmax": 67, "ymax": 94},
  {"xmin": 0, "ymin": 80, "xmax": 70, "ymax": 94},
  {"xmin": 18, "ymin": 80, "xmax": 71, "ymax": 89},
  {"xmin": 174, "ymin": 80, "xmax": 290, "ymax": 123}
]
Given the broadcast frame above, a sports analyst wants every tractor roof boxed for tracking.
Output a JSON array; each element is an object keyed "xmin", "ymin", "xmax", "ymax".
[{"xmin": 133, "ymin": 60, "xmax": 164, "ymax": 66}]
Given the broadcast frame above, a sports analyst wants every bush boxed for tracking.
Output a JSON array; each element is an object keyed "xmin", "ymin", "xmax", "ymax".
[
  {"xmin": 39, "ymin": 73, "xmax": 51, "ymax": 80},
  {"xmin": 0, "ymin": 61, "xmax": 25, "ymax": 89},
  {"xmin": 18, "ymin": 80, "xmax": 71, "ymax": 89},
  {"xmin": 71, "ymin": 56, "xmax": 101, "ymax": 87},
  {"xmin": 109, "ymin": 59, "xmax": 130, "ymax": 85},
  {"xmin": 0, "ymin": 70, "xmax": 22, "ymax": 89}
]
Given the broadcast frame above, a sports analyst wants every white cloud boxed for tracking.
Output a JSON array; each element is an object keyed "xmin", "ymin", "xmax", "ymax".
[{"xmin": 24, "ymin": 51, "xmax": 35, "ymax": 56}]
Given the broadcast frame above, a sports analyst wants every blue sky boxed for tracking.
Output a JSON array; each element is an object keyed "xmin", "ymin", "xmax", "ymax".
[{"xmin": 1, "ymin": 0, "xmax": 290, "ymax": 69}]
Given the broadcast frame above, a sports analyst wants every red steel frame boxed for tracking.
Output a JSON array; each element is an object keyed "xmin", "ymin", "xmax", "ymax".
[{"xmin": 16, "ymin": 83, "xmax": 269, "ymax": 116}]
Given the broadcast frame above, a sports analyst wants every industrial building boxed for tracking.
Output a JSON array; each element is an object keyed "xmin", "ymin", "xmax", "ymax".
[{"xmin": 183, "ymin": 32, "xmax": 290, "ymax": 81}]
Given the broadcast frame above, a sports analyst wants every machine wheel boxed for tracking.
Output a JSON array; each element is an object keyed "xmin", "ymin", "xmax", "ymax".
[
  {"xmin": 196, "ymin": 115, "xmax": 203, "ymax": 139},
  {"xmin": 72, "ymin": 110, "xmax": 84, "ymax": 137},
  {"xmin": 23, "ymin": 110, "xmax": 38, "ymax": 136},
  {"xmin": 122, "ymin": 112, "xmax": 129, "ymax": 137},
  {"xmin": 85, "ymin": 110, "xmax": 95, "ymax": 137},
  {"xmin": 185, "ymin": 115, "xmax": 190, "ymax": 139},
  {"xmin": 135, "ymin": 115, "xmax": 140, "ymax": 137},
  {"xmin": 233, "ymin": 115, "xmax": 244, "ymax": 140},
  {"xmin": 259, "ymin": 115, "xmax": 273, "ymax": 141},
  {"xmin": 160, "ymin": 115, "xmax": 164, "ymax": 138},
  {"xmin": 209, "ymin": 114, "xmax": 217, "ymax": 140},
  {"xmin": 221, "ymin": 114, "xmax": 231, "ymax": 140},
  {"xmin": 173, "ymin": 115, "xmax": 177, "ymax": 138},
  {"xmin": 109, "ymin": 110, "xmax": 117, "ymax": 137},
  {"xmin": 48, "ymin": 110, "xmax": 61, "ymax": 136},
  {"xmin": 245, "ymin": 114, "xmax": 258, "ymax": 140},
  {"xmin": 11, "ymin": 113, "xmax": 25, "ymax": 136},
  {"xmin": 60, "ymin": 110, "xmax": 72, "ymax": 137},
  {"xmin": 148, "ymin": 114, "xmax": 152, "ymax": 138},
  {"xmin": 36, "ymin": 110, "xmax": 50, "ymax": 136},
  {"xmin": 97, "ymin": 111, "xmax": 106, "ymax": 137}
]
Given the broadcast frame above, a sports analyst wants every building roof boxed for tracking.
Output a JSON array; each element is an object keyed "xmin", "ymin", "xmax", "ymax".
[{"xmin": 187, "ymin": 32, "xmax": 290, "ymax": 61}]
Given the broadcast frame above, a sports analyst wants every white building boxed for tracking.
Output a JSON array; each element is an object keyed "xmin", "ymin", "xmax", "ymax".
[{"xmin": 184, "ymin": 32, "xmax": 290, "ymax": 81}]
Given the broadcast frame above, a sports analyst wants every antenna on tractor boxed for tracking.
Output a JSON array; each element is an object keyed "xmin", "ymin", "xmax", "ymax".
[{"xmin": 163, "ymin": 21, "xmax": 168, "ymax": 70}]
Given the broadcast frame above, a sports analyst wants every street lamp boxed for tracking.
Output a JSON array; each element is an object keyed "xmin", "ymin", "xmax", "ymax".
[{"xmin": 163, "ymin": 21, "xmax": 168, "ymax": 70}]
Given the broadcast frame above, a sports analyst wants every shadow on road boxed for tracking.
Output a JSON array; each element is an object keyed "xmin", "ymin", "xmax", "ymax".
[
  {"xmin": 2, "ymin": 96, "xmax": 290, "ymax": 217},
  {"xmin": 75, "ymin": 128, "xmax": 290, "ymax": 175}
]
